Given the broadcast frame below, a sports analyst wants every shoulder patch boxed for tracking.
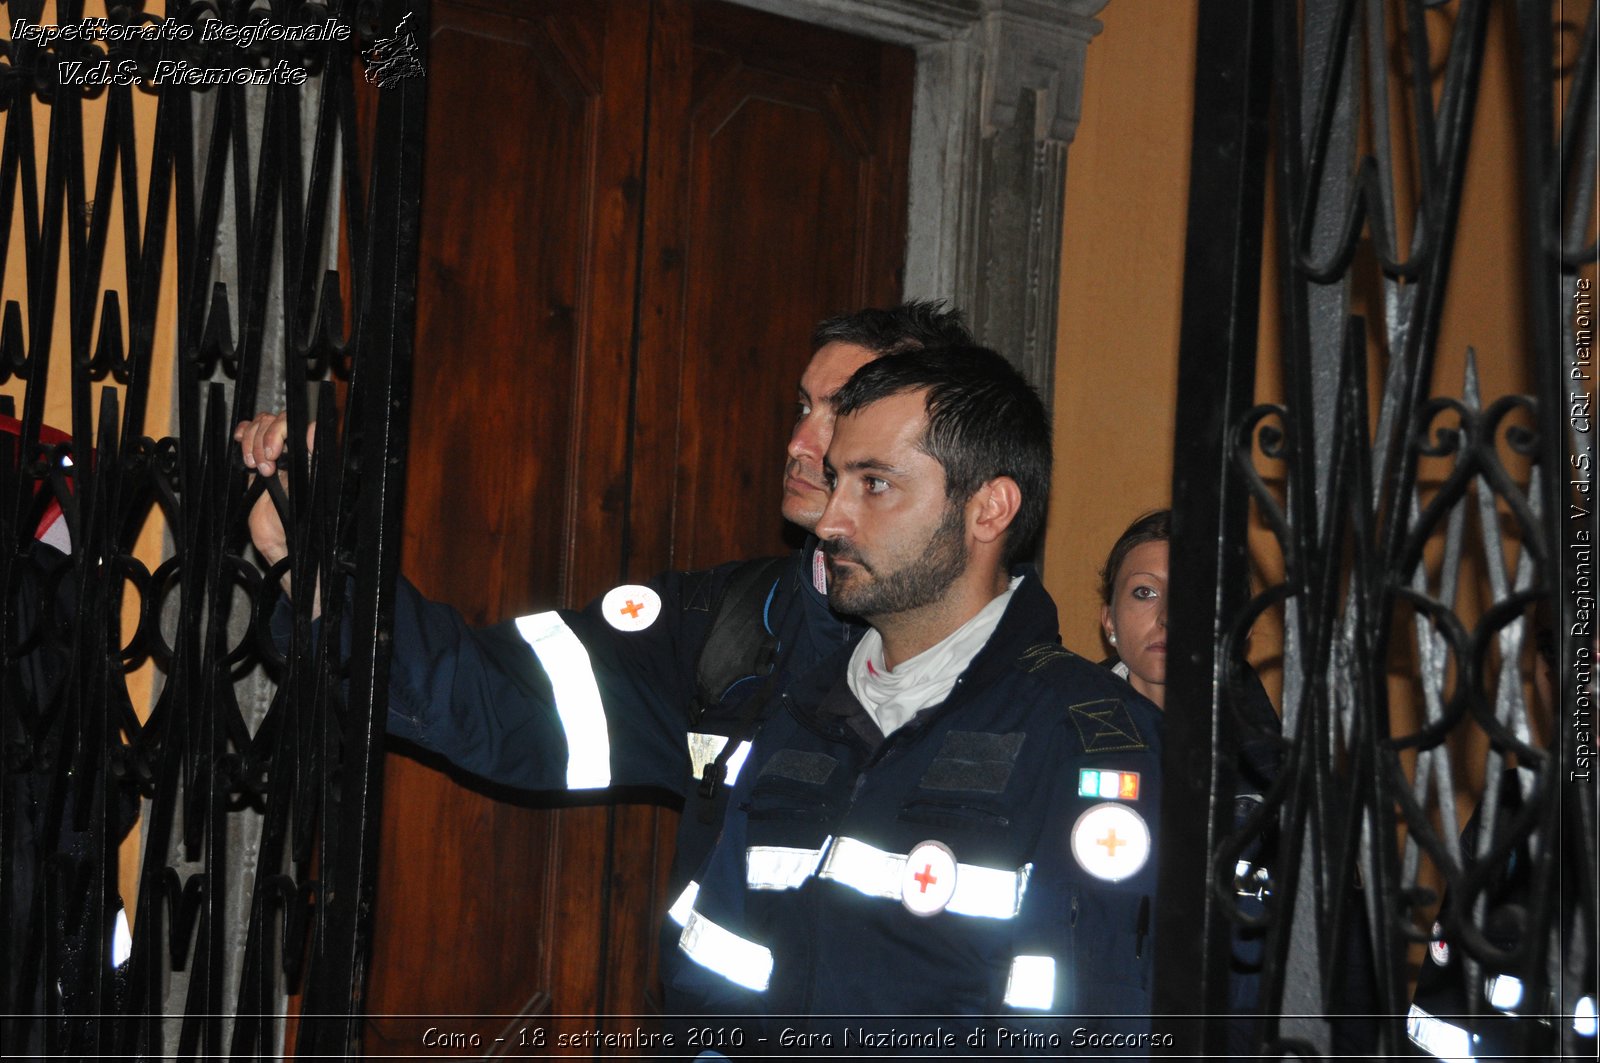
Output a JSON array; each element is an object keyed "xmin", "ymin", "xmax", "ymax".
[
  {"xmin": 1067, "ymin": 699, "xmax": 1149, "ymax": 753},
  {"xmin": 601, "ymin": 585, "xmax": 661, "ymax": 631},
  {"xmin": 1016, "ymin": 642, "xmax": 1076, "ymax": 673},
  {"xmin": 683, "ymin": 571, "xmax": 717, "ymax": 613}
]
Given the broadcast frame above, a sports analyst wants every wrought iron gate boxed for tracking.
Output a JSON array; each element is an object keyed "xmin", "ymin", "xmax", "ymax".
[
  {"xmin": 1157, "ymin": 0, "xmax": 1597, "ymax": 1058},
  {"xmin": 0, "ymin": 1, "xmax": 425, "ymax": 1057}
]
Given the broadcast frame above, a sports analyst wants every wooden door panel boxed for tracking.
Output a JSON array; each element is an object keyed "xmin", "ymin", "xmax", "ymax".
[
  {"xmin": 366, "ymin": 0, "xmax": 649, "ymax": 1053},
  {"xmin": 631, "ymin": 0, "xmax": 913, "ymax": 575},
  {"xmin": 361, "ymin": 0, "xmax": 911, "ymax": 1048},
  {"xmin": 676, "ymin": 80, "xmax": 881, "ymax": 562},
  {"xmin": 618, "ymin": 0, "xmax": 912, "ymax": 1020},
  {"xmin": 405, "ymin": 6, "xmax": 598, "ymax": 623}
]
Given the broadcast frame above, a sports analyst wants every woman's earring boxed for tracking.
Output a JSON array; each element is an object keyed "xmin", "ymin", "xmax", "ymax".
[{"xmin": 1108, "ymin": 631, "xmax": 1118, "ymax": 645}]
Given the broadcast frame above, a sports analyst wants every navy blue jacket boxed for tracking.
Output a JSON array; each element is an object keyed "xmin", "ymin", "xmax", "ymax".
[
  {"xmin": 381, "ymin": 541, "xmax": 862, "ymax": 986},
  {"xmin": 667, "ymin": 575, "xmax": 1165, "ymax": 1053}
]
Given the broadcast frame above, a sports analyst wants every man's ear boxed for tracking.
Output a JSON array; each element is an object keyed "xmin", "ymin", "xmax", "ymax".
[{"xmin": 967, "ymin": 476, "xmax": 1022, "ymax": 547}]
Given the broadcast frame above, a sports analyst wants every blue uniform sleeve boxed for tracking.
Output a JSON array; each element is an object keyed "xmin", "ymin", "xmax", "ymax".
[
  {"xmin": 998, "ymin": 702, "xmax": 1164, "ymax": 1054},
  {"xmin": 383, "ymin": 568, "xmax": 732, "ymax": 796}
]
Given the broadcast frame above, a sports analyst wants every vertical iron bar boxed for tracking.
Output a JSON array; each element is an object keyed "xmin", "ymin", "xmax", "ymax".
[
  {"xmin": 296, "ymin": 1, "xmax": 427, "ymax": 1054},
  {"xmin": 1155, "ymin": 0, "xmax": 1273, "ymax": 1053}
]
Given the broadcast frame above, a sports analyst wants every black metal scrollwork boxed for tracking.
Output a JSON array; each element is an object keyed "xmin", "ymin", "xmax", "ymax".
[
  {"xmin": 0, "ymin": 1, "xmax": 424, "ymax": 1058},
  {"xmin": 1160, "ymin": 1, "xmax": 1597, "ymax": 1059}
]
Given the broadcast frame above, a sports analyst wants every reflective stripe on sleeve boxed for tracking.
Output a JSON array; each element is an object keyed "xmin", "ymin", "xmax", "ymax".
[
  {"xmin": 1003, "ymin": 955, "xmax": 1056, "ymax": 1009},
  {"xmin": 686, "ymin": 733, "xmax": 752, "ymax": 785},
  {"xmin": 1405, "ymin": 1004, "xmax": 1475, "ymax": 1062},
  {"xmin": 817, "ymin": 836, "xmax": 1031, "ymax": 918},
  {"xmin": 746, "ymin": 843, "xmax": 829, "ymax": 890},
  {"xmin": 111, "ymin": 908, "xmax": 132, "ymax": 968},
  {"xmin": 667, "ymin": 881, "xmax": 699, "ymax": 927},
  {"xmin": 678, "ymin": 909, "xmax": 772, "ymax": 992},
  {"xmin": 513, "ymin": 611, "xmax": 612, "ymax": 789}
]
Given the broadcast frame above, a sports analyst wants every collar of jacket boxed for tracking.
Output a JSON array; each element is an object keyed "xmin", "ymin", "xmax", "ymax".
[
  {"xmin": 799, "ymin": 535, "xmax": 867, "ymax": 641},
  {"xmin": 782, "ymin": 568, "xmax": 1059, "ymax": 739}
]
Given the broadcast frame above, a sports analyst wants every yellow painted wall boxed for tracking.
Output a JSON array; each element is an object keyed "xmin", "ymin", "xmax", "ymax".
[
  {"xmin": 1044, "ymin": 0, "xmax": 1593, "ymax": 683},
  {"xmin": 1045, "ymin": 0, "xmax": 1197, "ymax": 655},
  {"xmin": 1042, "ymin": 3, "xmax": 1595, "ymax": 973}
]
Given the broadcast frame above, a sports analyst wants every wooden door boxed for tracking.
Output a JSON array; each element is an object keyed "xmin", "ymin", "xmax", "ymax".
[
  {"xmin": 362, "ymin": 1, "xmax": 911, "ymax": 1050},
  {"xmin": 621, "ymin": 0, "xmax": 911, "ymax": 1016},
  {"xmin": 630, "ymin": 0, "xmax": 912, "ymax": 571},
  {"xmin": 364, "ymin": 2, "xmax": 650, "ymax": 1051}
]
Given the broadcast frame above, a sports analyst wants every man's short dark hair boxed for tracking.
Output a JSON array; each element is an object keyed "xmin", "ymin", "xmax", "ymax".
[
  {"xmin": 832, "ymin": 345, "xmax": 1051, "ymax": 564},
  {"xmin": 811, "ymin": 300, "xmax": 972, "ymax": 356}
]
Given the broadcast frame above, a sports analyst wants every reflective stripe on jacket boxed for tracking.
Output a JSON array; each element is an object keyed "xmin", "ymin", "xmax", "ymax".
[{"xmin": 668, "ymin": 574, "xmax": 1165, "ymax": 1048}]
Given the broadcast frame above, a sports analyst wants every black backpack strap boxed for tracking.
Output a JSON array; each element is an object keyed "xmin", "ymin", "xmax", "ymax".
[
  {"xmin": 692, "ymin": 555, "xmax": 790, "ymax": 723},
  {"xmin": 695, "ymin": 675, "xmax": 781, "ymax": 807},
  {"xmin": 690, "ymin": 555, "xmax": 791, "ymax": 807}
]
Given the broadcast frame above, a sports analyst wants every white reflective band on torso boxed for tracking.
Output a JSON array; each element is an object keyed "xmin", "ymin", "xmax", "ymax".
[
  {"xmin": 815, "ymin": 836, "xmax": 1030, "ymax": 919},
  {"xmin": 1568, "ymin": 998, "xmax": 1593, "ymax": 1037},
  {"xmin": 1405, "ymin": 1004, "xmax": 1475, "ymax": 1062},
  {"xmin": 678, "ymin": 909, "xmax": 772, "ymax": 992},
  {"xmin": 1485, "ymin": 974, "xmax": 1523, "ymax": 1010},
  {"xmin": 1576, "ymin": 995, "xmax": 1598, "ymax": 1036},
  {"xmin": 668, "ymin": 881, "xmax": 700, "ymax": 927},
  {"xmin": 746, "ymin": 844, "xmax": 828, "ymax": 890},
  {"xmin": 818, "ymin": 836, "xmax": 901, "ymax": 900},
  {"xmin": 1003, "ymin": 955, "xmax": 1056, "ymax": 1009},
  {"xmin": 513, "ymin": 612, "xmax": 612, "ymax": 789},
  {"xmin": 686, "ymin": 733, "xmax": 752, "ymax": 785}
]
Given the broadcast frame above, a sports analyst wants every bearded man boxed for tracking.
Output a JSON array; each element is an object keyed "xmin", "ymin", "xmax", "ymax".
[{"xmin": 667, "ymin": 345, "xmax": 1166, "ymax": 1049}]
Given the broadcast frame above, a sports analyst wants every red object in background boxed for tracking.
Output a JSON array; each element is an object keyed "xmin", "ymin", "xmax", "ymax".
[{"xmin": 0, "ymin": 413, "xmax": 74, "ymax": 547}]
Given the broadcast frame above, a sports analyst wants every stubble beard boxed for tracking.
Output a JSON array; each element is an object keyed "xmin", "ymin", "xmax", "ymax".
[{"xmin": 826, "ymin": 502, "xmax": 968, "ymax": 620}]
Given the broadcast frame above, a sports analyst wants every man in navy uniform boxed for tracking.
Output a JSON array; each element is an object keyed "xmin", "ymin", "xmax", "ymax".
[
  {"xmin": 233, "ymin": 303, "xmax": 973, "ymax": 1003},
  {"xmin": 667, "ymin": 346, "xmax": 1165, "ymax": 1047}
]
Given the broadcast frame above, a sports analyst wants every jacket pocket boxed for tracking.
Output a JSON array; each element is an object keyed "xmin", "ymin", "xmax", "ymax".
[
  {"xmin": 897, "ymin": 796, "xmax": 1011, "ymax": 832},
  {"xmin": 743, "ymin": 778, "xmax": 838, "ymax": 823}
]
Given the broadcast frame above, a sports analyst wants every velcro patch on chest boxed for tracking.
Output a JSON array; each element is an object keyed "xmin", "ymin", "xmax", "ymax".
[
  {"xmin": 758, "ymin": 749, "xmax": 838, "ymax": 786},
  {"xmin": 919, "ymin": 731, "xmax": 1025, "ymax": 793},
  {"xmin": 1067, "ymin": 699, "xmax": 1148, "ymax": 753}
]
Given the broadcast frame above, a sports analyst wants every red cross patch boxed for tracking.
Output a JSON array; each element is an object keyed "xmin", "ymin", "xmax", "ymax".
[
  {"xmin": 600, "ymin": 584, "xmax": 661, "ymax": 632},
  {"xmin": 901, "ymin": 840, "xmax": 958, "ymax": 917},
  {"xmin": 1070, "ymin": 802, "xmax": 1151, "ymax": 882},
  {"xmin": 1428, "ymin": 922, "xmax": 1449, "ymax": 966}
]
